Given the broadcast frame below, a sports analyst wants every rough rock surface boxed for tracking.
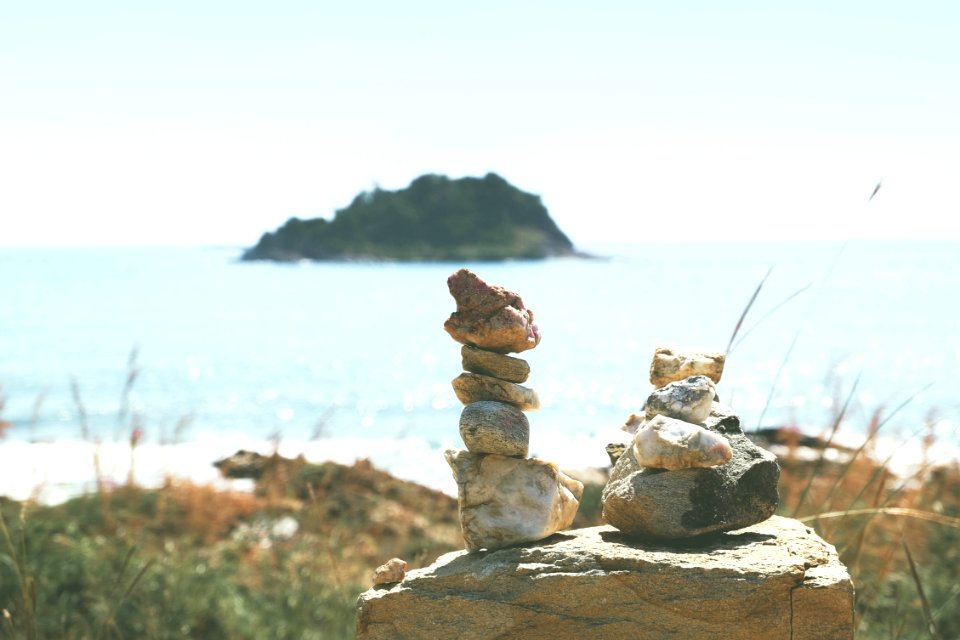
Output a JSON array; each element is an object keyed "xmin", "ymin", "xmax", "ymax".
[
  {"xmin": 632, "ymin": 414, "xmax": 732, "ymax": 470},
  {"xmin": 356, "ymin": 516, "xmax": 854, "ymax": 640},
  {"xmin": 649, "ymin": 347, "xmax": 726, "ymax": 387},
  {"xmin": 602, "ymin": 403, "xmax": 780, "ymax": 539},
  {"xmin": 644, "ymin": 374, "xmax": 716, "ymax": 424},
  {"xmin": 452, "ymin": 372, "xmax": 540, "ymax": 411},
  {"xmin": 461, "ymin": 345, "xmax": 530, "ymax": 383},
  {"xmin": 459, "ymin": 401, "xmax": 530, "ymax": 457},
  {"xmin": 372, "ymin": 558, "xmax": 407, "ymax": 586},
  {"xmin": 444, "ymin": 450, "xmax": 583, "ymax": 552},
  {"xmin": 605, "ymin": 442, "xmax": 628, "ymax": 466},
  {"xmin": 444, "ymin": 269, "xmax": 541, "ymax": 354}
]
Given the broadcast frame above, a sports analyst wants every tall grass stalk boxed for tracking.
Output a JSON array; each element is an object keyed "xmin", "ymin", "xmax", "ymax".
[
  {"xmin": 799, "ymin": 507, "xmax": 960, "ymax": 529},
  {"xmin": 0, "ymin": 506, "xmax": 38, "ymax": 640},
  {"xmin": 818, "ymin": 383, "xmax": 933, "ymax": 515},
  {"xmin": 791, "ymin": 373, "xmax": 861, "ymax": 517},
  {"xmin": 725, "ymin": 266, "xmax": 771, "ymax": 355},
  {"xmin": 727, "ymin": 282, "xmax": 811, "ymax": 355},
  {"xmin": 95, "ymin": 544, "xmax": 155, "ymax": 640},
  {"xmin": 902, "ymin": 539, "xmax": 943, "ymax": 640},
  {"xmin": 753, "ymin": 242, "xmax": 849, "ymax": 432},
  {"xmin": 114, "ymin": 346, "xmax": 140, "ymax": 442}
]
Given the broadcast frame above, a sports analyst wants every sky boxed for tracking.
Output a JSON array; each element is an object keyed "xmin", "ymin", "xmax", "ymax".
[{"xmin": 2, "ymin": 1, "xmax": 959, "ymax": 247}]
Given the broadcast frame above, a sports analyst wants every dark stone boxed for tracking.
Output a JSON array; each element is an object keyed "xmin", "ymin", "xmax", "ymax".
[
  {"xmin": 605, "ymin": 443, "xmax": 627, "ymax": 466},
  {"xmin": 601, "ymin": 403, "xmax": 780, "ymax": 540}
]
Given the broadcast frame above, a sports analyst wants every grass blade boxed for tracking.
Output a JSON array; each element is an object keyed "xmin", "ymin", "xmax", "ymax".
[
  {"xmin": 799, "ymin": 507, "xmax": 960, "ymax": 529},
  {"xmin": 729, "ymin": 282, "xmax": 812, "ymax": 354},
  {"xmin": 725, "ymin": 267, "xmax": 771, "ymax": 355},
  {"xmin": 818, "ymin": 383, "xmax": 933, "ymax": 511},
  {"xmin": 902, "ymin": 538, "xmax": 942, "ymax": 639},
  {"xmin": 115, "ymin": 346, "xmax": 140, "ymax": 441},
  {"xmin": 791, "ymin": 372, "xmax": 861, "ymax": 517},
  {"xmin": 70, "ymin": 377, "xmax": 91, "ymax": 442}
]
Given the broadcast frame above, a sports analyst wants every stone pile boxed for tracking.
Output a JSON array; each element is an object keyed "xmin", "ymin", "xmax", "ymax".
[
  {"xmin": 602, "ymin": 347, "xmax": 781, "ymax": 539},
  {"xmin": 442, "ymin": 268, "xmax": 583, "ymax": 552},
  {"xmin": 357, "ymin": 516, "xmax": 855, "ymax": 640}
]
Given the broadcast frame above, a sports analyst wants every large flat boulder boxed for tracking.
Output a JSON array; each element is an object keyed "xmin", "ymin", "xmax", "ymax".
[{"xmin": 356, "ymin": 516, "xmax": 853, "ymax": 640}]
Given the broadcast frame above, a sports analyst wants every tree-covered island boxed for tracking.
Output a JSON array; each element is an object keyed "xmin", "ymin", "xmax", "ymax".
[{"xmin": 241, "ymin": 173, "xmax": 579, "ymax": 261}]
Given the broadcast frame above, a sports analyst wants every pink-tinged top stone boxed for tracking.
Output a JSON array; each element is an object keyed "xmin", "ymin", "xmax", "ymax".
[{"xmin": 443, "ymin": 269, "xmax": 541, "ymax": 354}]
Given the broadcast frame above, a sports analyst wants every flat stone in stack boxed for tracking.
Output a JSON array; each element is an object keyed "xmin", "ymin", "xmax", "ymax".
[
  {"xmin": 649, "ymin": 347, "xmax": 725, "ymax": 388},
  {"xmin": 461, "ymin": 345, "xmax": 530, "ymax": 383},
  {"xmin": 451, "ymin": 372, "xmax": 540, "ymax": 410}
]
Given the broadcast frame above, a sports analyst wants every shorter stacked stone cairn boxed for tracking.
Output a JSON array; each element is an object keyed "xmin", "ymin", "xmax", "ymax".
[
  {"xmin": 602, "ymin": 347, "xmax": 780, "ymax": 539},
  {"xmin": 442, "ymin": 268, "xmax": 583, "ymax": 552}
]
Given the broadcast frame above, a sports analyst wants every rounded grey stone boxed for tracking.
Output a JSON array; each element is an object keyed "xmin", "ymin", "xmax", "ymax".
[{"xmin": 459, "ymin": 401, "xmax": 530, "ymax": 457}]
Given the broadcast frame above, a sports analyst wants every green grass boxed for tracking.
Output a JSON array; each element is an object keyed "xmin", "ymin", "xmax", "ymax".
[{"xmin": 0, "ymin": 458, "xmax": 461, "ymax": 640}]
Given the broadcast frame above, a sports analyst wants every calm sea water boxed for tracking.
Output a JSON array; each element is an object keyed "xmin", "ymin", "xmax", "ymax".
[{"xmin": 2, "ymin": 242, "xmax": 959, "ymax": 499}]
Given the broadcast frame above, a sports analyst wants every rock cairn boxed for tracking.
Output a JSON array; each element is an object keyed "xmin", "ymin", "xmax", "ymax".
[
  {"xmin": 443, "ymin": 268, "xmax": 584, "ymax": 552},
  {"xmin": 602, "ymin": 347, "xmax": 781, "ymax": 539}
]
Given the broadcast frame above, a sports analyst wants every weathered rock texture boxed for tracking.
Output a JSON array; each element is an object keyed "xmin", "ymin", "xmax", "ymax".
[
  {"xmin": 445, "ymin": 450, "xmax": 583, "ymax": 552},
  {"xmin": 644, "ymin": 374, "xmax": 716, "ymax": 424},
  {"xmin": 452, "ymin": 372, "xmax": 540, "ymax": 410},
  {"xmin": 459, "ymin": 401, "xmax": 530, "ymax": 457},
  {"xmin": 461, "ymin": 345, "xmax": 530, "ymax": 383},
  {"xmin": 372, "ymin": 558, "xmax": 407, "ymax": 585},
  {"xmin": 602, "ymin": 403, "xmax": 779, "ymax": 538},
  {"xmin": 444, "ymin": 269, "xmax": 541, "ymax": 353},
  {"xmin": 649, "ymin": 347, "xmax": 726, "ymax": 387},
  {"xmin": 356, "ymin": 516, "xmax": 854, "ymax": 639}
]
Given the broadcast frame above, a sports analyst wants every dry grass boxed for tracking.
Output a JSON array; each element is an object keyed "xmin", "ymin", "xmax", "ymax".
[{"xmin": 774, "ymin": 419, "xmax": 960, "ymax": 638}]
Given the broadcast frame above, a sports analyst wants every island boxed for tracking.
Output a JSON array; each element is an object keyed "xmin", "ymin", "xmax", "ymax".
[{"xmin": 241, "ymin": 173, "xmax": 578, "ymax": 262}]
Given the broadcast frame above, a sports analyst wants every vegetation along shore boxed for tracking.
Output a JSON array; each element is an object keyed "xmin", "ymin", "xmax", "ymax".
[{"xmin": 242, "ymin": 173, "xmax": 580, "ymax": 262}]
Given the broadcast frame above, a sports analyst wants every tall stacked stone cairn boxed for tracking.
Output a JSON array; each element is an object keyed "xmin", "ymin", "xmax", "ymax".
[
  {"xmin": 601, "ymin": 347, "xmax": 782, "ymax": 538},
  {"xmin": 442, "ymin": 268, "xmax": 583, "ymax": 552}
]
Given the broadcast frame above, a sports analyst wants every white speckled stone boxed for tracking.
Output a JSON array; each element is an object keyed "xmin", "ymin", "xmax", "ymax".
[
  {"xmin": 444, "ymin": 449, "xmax": 583, "ymax": 552},
  {"xmin": 645, "ymin": 375, "xmax": 716, "ymax": 424},
  {"xmin": 632, "ymin": 414, "xmax": 733, "ymax": 470}
]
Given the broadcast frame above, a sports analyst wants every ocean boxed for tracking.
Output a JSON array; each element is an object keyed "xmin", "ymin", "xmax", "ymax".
[{"xmin": 2, "ymin": 242, "xmax": 959, "ymax": 502}]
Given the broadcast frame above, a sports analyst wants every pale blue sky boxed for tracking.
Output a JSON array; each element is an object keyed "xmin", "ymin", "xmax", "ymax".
[{"xmin": 2, "ymin": 1, "xmax": 959, "ymax": 245}]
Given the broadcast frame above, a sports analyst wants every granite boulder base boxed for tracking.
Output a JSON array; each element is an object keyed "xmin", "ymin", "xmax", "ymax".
[{"xmin": 356, "ymin": 516, "xmax": 854, "ymax": 640}]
